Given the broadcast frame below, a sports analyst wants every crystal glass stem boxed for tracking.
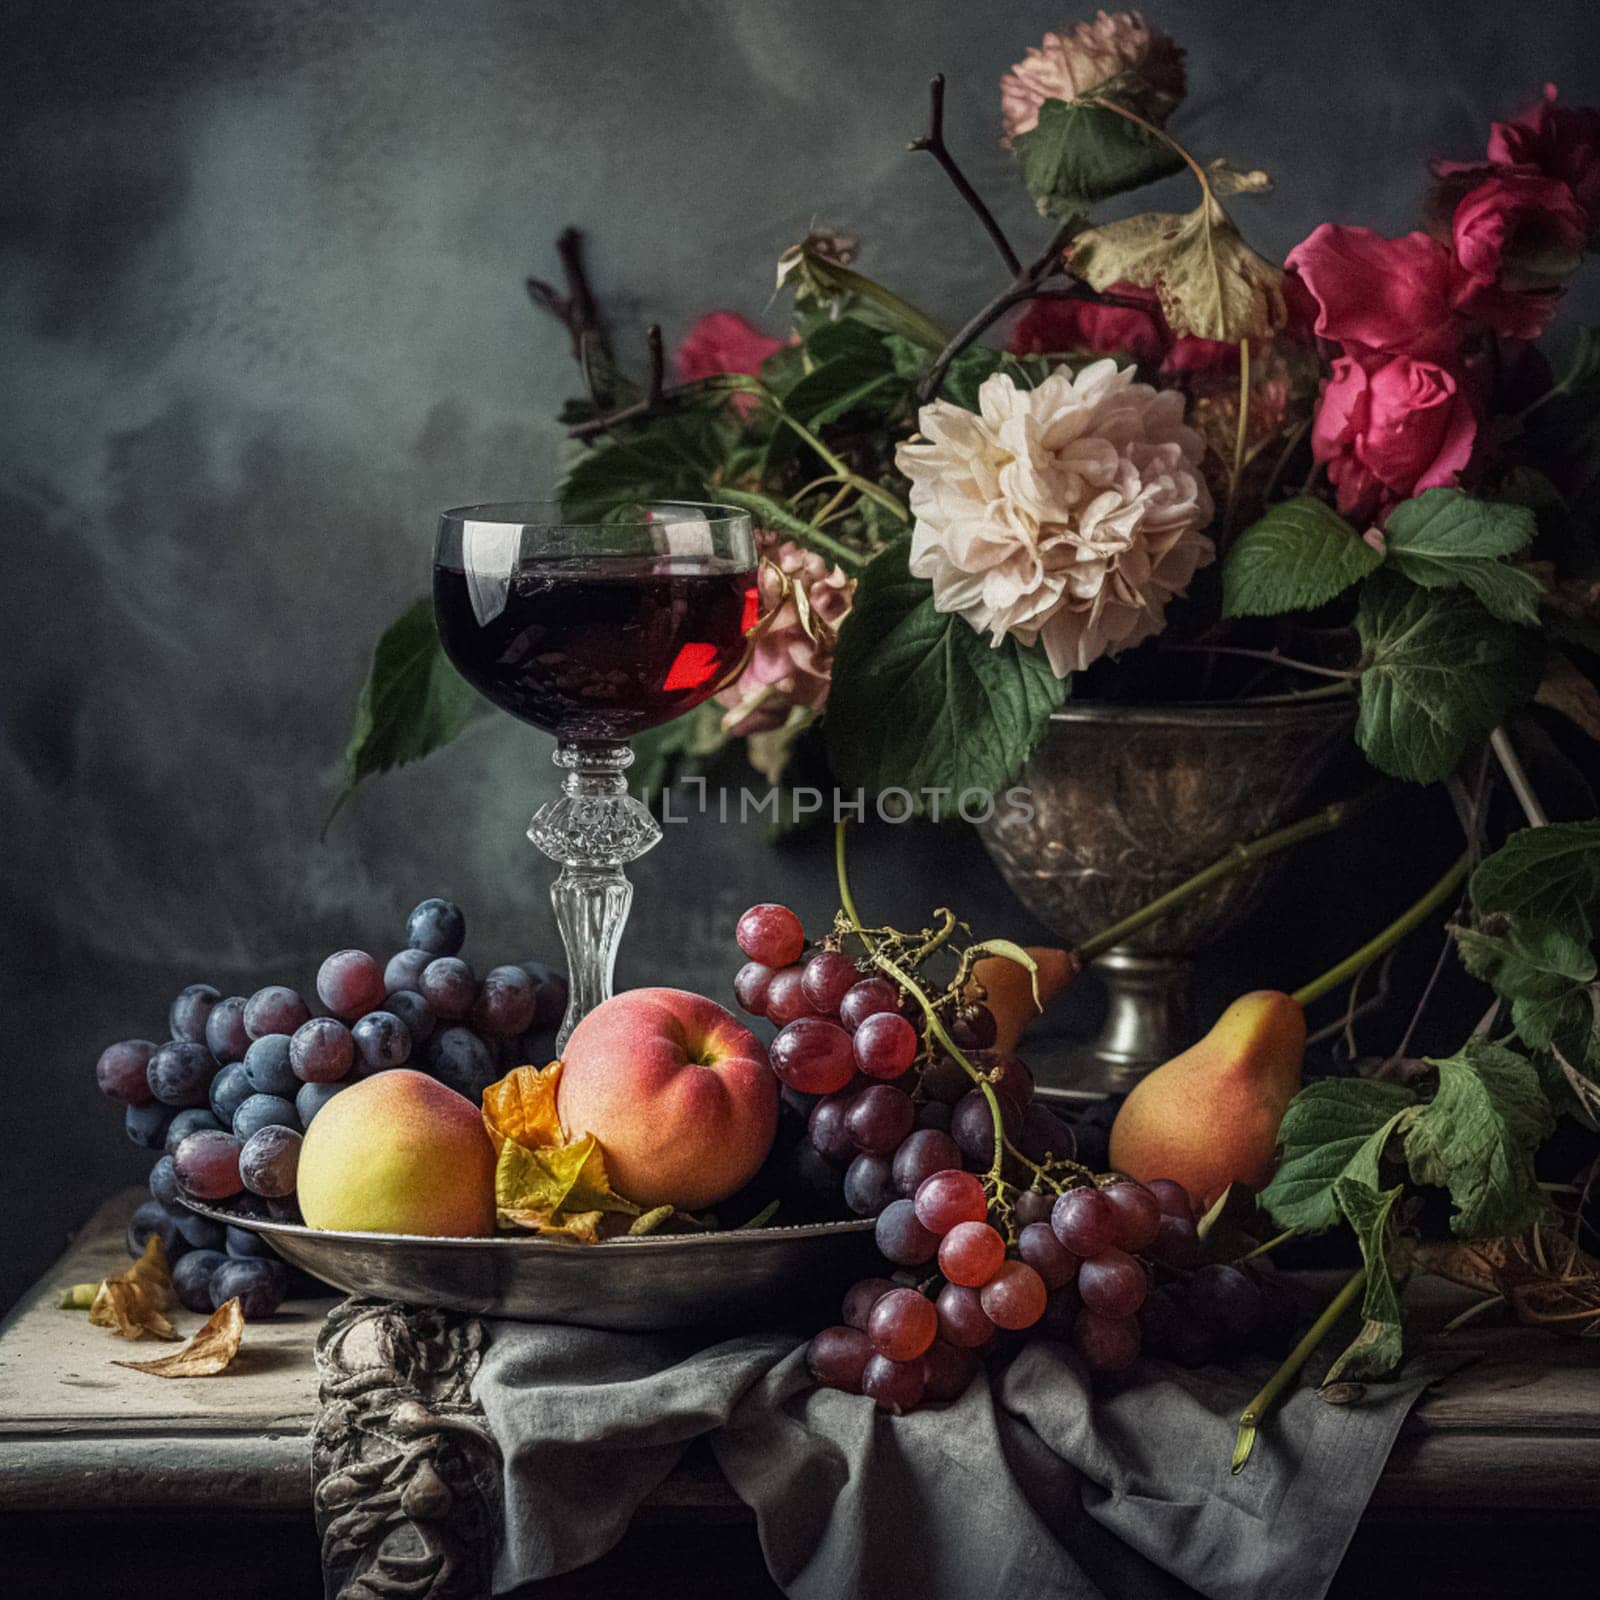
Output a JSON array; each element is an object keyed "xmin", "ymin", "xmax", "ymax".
[{"xmin": 527, "ymin": 741, "xmax": 663, "ymax": 1050}]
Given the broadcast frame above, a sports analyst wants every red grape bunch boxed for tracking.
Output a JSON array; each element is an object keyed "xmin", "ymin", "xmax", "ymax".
[
  {"xmin": 731, "ymin": 899, "xmax": 1300, "ymax": 1415},
  {"xmin": 95, "ymin": 897, "xmax": 568, "ymax": 1319}
]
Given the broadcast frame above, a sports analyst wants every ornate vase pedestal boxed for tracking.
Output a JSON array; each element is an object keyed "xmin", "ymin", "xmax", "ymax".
[{"xmin": 977, "ymin": 699, "xmax": 1355, "ymax": 1095}]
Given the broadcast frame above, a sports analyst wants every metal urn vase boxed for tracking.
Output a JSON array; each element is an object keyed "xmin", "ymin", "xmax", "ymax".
[{"xmin": 976, "ymin": 698, "xmax": 1356, "ymax": 1093}]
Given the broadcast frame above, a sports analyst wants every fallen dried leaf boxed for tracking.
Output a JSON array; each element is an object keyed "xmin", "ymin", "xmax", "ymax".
[
  {"xmin": 1419, "ymin": 1224, "xmax": 1600, "ymax": 1337},
  {"xmin": 1536, "ymin": 652, "xmax": 1600, "ymax": 743},
  {"xmin": 481, "ymin": 1062, "xmax": 566, "ymax": 1156},
  {"xmin": 114, "ymin": 1298, "xmax": 245, "ymax": 1377},
  {"xmin": 88, "ymin": 1236, "xmax": 179, "ymax": 1341}
]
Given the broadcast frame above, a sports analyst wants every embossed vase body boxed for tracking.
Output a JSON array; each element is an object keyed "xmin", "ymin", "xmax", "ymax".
[{"xmin": 977, "ymin": 700, "xmax": 1355, "ymax": 1092}]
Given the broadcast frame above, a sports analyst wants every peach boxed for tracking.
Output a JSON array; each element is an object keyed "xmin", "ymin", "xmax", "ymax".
[
  {"xmin": 298, "ymin": 1069, "xmax": 496, "ymax": 1236},
  {"xmin": 556, "ymin": 988, "xmax": 778, "ymax": 1211}
]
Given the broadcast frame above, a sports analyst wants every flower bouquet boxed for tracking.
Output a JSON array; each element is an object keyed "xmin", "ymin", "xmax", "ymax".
[{"xmin": 343, "ymin": 10, "xmax": 1599, "ymax": 827}]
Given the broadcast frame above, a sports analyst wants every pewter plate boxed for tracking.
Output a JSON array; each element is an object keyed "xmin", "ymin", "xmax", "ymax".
[{"xmin": 188, "ymin": 1200, "xmax": 879, "ymax": 1331}]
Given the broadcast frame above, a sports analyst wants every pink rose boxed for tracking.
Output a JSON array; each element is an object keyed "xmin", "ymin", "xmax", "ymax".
[
  {"xmin": 1007, "ymin": 286, "xmax": 1168, "ymax": 365},
  {"xmin": 1447, "ymin": 172, "xmax": 1587, "ymax": 339},
  {"xmin": 1489, "ymin": 84, "xmax": 1600, "ymax": 243},
  {"xmin": 1311, "ymin": 355, "xmax": 1477, "ymax": 524},
  {"xmin": 1286, "ymin": 224, "xmax": 1463, "ymax": 368},
  {"xmin": 674, "ymin": 311, "xmax": 784, "ymax": 381}
]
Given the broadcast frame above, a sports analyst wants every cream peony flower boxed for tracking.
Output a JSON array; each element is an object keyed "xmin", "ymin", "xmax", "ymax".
[
  {"xmin": 1001, "ymin": 12, "xmax": 1186, "ymax": 143},
  {"xmin": 716, "ymin": 534, "xmax": 855, "ymax": 736},
  {"xmin": 896, "ymin": 362, "xmax": 1214, "ymax": 677}
]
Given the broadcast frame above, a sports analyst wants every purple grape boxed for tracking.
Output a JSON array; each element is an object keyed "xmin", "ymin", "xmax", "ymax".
[
  {"xmin": 1148, "ymin": 1213, "xmax": 1202, "ymax": 1269},
  {"xmin": 146, "ymin": 1040, "xmax": 218, "ymax": 1108},
  {"xmin": 125, "ymin": 1101, "xmax": 176, "ymax": 1150},
  {"xmin": 169, "ymin": 984, "xmax": 220, "ymax": 1045},
  {"xmin": 384, "ymin": 947, "xmax": 433, "ymax": 993},
  {"xmin": 290, "ymin": 1017, "xmax": 354, "ymax": 1083},
  {"xmin": 915, "ymin": 1100, "xmax": 952, "ymax": 1134},
  {"xmin": 172, "ymin": 1249, "xmax": 228, "ymax": 1313},
  {"xmin": 948, "ymin": 1005, "xmax": 998, "ymax": 1052},
  {"xmin": 935, "ymin": 1282, "xmax": 994, "ymax": 1349},
  {"xmin": 204, "ymin": 996, "xmax": 251, "ymax": 1064},
  {"xmin": 471, "ymin": 966, "xmax": 538, "ymax": 1038},
  {"xmin": 861, "ymin": 1353, "xmax": 924, "ymax": 1414},
  {"xmin": 173, "ymin": 1130, "xmax": 243, "ymax": 1200},
  {"xmin": 790, "ymin": 1141, "xmax": 846, "ymax": 1213},
  {"xmin": 1138, "ymin": 1284, "xmax": 1182, "ymax": 1358},
  {"xmin": 1051, "ymin": 1187, "xmax": 1119, "ymax": 1258},
  {"xmin": 1013, "ymin": 1189, "xmax": 1053, "ymax": 1228},
  {"xmin": 385, "ymin": 988, "xmax": 436, "ymax": 1045},
  {"xmin": 240, "ymin": 1125, "xmax": 302, "ymax": 1198},
  {"xmin": 1186, "ymin": 1264, "xmax": 1265, "ymax": 1339},
  {"xmin": 126, "ymin": 1198, "xmax": 188, "ymax": 1261},
  {"xmin": 1018, "ymin": 1221, "xmax": 1079, "ymax": 1290},
  {"xmin": 317, "ymin": 950, "xmax": 387, "ymax": 1022},
  {"xmin": 919, "ymin": 1052, "xmax": 972, "ymax": 1105},
  {"xmin": 511, "ymin": 1025, "xmax": 559, "ymax": 1071},
  {"xmin": 96, "ymin": 1040, "xmax": 156, "ymax": 1106},
  {"xmin": 420, "ymin": 957, "xmax": 478, "ymax": 1021},
  {"xmin": 232, "ymin": 1093, "xmax": 299, "ymax": 1141},
  {"xmin": 149, "ymin": 1155, "xmax": 181, "ymax": 1207},
  {"xmin": 838, "ymin": 978, "xmax": 900, "ymax": 1033},
  {"xmin": 164, "ymin": 1107, "xmax": 223, "ymax": 1154},
  {"xmin": 519, "ymin": 960, "xmax": 568, "ymax": 1032},
  {"xmin": 874, "ymin": 1197, "xmax": 939, "ymax": 1265},
  {"xmin": 295, "ymin": 1077, "xmax": 349, "ymax": 1127},
  {"xmin": 845, "ymin": 1085, "xmax": 915, "ymax": 1156},
  {"xmin": 733, "ymin": 961, "xmax": 774, "ymax": 1017},
  {"xmin": 1017, "ymin": 1103, "xmax": 1075, "ymax": 1163},
  {"xmin": 808, "ymin": 1093, "xmax": 858, "ymax": 1165},
  {"xmin": 842, "ymin": 1277, "xmax": 898, "ymax": 1329},
  {"xmin": 950, "ymin": 1088, "xmax": 1018, "ymax": 1165},
  {"xmin": 243, "ymin": 985, "xmax": 311, "ymax": 1040},
  {"xmin": 891, "ymin": 1128, "xmax": 963, "ymax": 1196},
  {"xmin": 427, "ymin": 1025, "xmax": 496, "ymax": 1099},
  {"xmin": 842, "ymin": 1153, "xmax": 896, "ymax": 1217},
  {"xmin": 225, "ymin": 1223, "xmax": 277, "ymax": 1260},
  {"xmin": 806, "ymin": 1324, "xmax": 873, "ymax": 1393},
  {"xmin": 209, "ymin": 1256, "xmax": 290, "ymax": 1318},
  {"xmin": 351, "ymin": 1010, "xmax": 412, "ymax": 1075},
  {"xmin": 210, "ymin": 1060, "xmax": 255, "ymax": 1125},
  {"xmin": 405, "ymin": 897, "xmax": 465, "ymax": 957},
  {"xmin": 242, "ymin": 1033, "xmax": 298, "ymax": 1097},
  {"xmin": 174, "ymin": 1206, "xmax": 227, "ymax": 1251}
]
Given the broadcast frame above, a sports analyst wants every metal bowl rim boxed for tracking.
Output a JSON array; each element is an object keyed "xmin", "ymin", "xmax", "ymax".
[
  {"xmin": 1047, "ymin": 695, "xmax": 1355, "ymax": 729},
  {"xmin": 183, "ymin": 1197, "xmax": 875, "ymax": 1251}
]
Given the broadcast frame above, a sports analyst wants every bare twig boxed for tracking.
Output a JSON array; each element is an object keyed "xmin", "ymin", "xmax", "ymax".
[
  {"xmin": 569, "ymin": 325, "xmax": 671, "ymax": 440},
  {"xmin": 526, "ymin": 226, "xmax": 611, "ymax": 367},
  {"xmin": 1157, "ymin": 641, "xmax": 1362, "ymax": 682},
  {"xmin": 909, "ymin": 75, "xmax": 1021, "ymax": 276}
]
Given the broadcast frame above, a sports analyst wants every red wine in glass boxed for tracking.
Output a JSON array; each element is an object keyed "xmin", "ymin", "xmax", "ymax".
[{"xmin": 433, "ymin": 555, "xmax": 757, "ymax": 741}]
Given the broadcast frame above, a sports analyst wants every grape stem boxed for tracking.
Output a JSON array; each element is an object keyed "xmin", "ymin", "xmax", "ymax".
[
  {"xmin": 1242, "ymin": 1226, "xmax": 1299, "ymax": 1261},
  {"xmin": 1232, "ymin": 1264, "xmax": 1368, "ymax": 1474},
  {"xmin": 1290, "ymin": 853, "xmax": 1471, "ymax": 1009},
  {"xmin": 833, "ymin": 820, "xmax": 1088, "ymax": 1193}
]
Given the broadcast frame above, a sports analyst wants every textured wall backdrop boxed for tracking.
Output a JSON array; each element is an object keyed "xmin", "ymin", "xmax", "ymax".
[{"xmin": 4, "ymin": 0, "xmax": 1599, "ymax": 1310}]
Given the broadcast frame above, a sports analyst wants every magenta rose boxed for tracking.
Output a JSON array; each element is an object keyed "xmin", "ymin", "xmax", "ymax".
[
  {"xmin": 1448, "ymin": 172, "xmax": 1587, "ymax": 339},
  {"xmin": 1311, "ymin": 354, "xmax": 1477, "ymax": 525},
  {"xmin": 674, "ymin": 310, "xmax": 784, "ymax": 382},
  {"xmin": 1286, "ymin": 224, "xmax": 1465, "ymax": 368},
  {"xmin": 1489, "ymin": 84, "xmax": 1600, "ymax": 243}
]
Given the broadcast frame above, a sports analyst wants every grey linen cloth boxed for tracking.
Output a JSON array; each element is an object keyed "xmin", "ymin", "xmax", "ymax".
[{"xmin": 472, "ymin": 1318, "xmax": 1442, "ymax": 1600}]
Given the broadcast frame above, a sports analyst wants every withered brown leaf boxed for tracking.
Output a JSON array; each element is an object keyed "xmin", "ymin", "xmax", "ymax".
[
  {"xmin": 113, "ymin": 1298, "xmax": 245, "ymax": 1377},
  {"xmin": 88, "ymin": 1235, "xmax": 179, "ymax": 1341},
  {"xmin": 1419, "ymin": 1224, "xmax": 1600, "ymax": 1338}
]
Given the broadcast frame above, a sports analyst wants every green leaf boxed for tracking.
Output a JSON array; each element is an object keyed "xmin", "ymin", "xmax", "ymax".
[
  {"xmin": 1382, "ymin": 489, "xmax": 1542, "ymax": 625},
  {"xmin": 1402, "ymin": 1039, "xmax": 1554, "ymax": 1238},
  {"xmin": 1261, "ymin": 1078, "xmax": 1420, "ymax": 1232},
  {"xmin": 1471, "ymin": 819, "xmax": 1600, "ymax": 943},
  {"xmin": 559, "ymin": 408, "xmax": 734, "ymax": 524},
  {"xmin": 1323, "ymin": 1179, "xmax": 1407, "ymax": 1384},
  {"xmin": 1223, "ymin": 498, "xmax": 1381, "ymax": 618},
  {"xmin": 1454, "ymin": 920, "xmax": 1595, "ymax": 1002},
  {"xmin": 1354, "ymin": 572, "xmax": 1543, "ymax": 782},
  {"xmin": 777, "ymin": 245, "xmax": 947, "ymax": 351},
  {"xmin": 329, "ymin": 599, "xmax": 486, "ymax": 828},
  {"xmin": 1012, "ymin": 96, "xmax": 1183, "ymax": 219},
  {"xmin": 824, "ymin": 541, "xmax": 1067, "ymax": 806}
]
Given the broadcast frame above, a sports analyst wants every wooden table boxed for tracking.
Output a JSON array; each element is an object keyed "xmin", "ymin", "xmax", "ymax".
[{"xmin": 3, "ymin": 1192, "xmax": 1597, "ymax": 1599}]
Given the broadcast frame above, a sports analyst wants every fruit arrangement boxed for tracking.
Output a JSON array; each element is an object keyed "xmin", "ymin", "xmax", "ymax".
[
  {"xmin": 728, "ymin": 854, "xmax": 1306, "ymax": 1417},
  {"xmin": 93, "ymin": 897, "xmax": 567, "ymax": 1313}
]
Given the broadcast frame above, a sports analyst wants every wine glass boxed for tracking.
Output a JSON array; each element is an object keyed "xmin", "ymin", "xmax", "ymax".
[{"xmin": 433, "ymin": 500, "xmax": 758, "ymax": 1048}]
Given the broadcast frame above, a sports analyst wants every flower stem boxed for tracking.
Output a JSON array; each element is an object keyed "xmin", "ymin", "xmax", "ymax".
[
  {"xmin": 1157, "ymin": 642, "xmax": 1362, "ymax": 681},
  {"xmin": 1075, "ymin": 790, "xmax": 1385, "ymax": 964},
  {"xmin": 1243, "ymin": 1226, "xmax": 1300, "ymax": 1261},
  {"xmin": 1232, "ymin": 1264, "xmax": 1367, "ymax": 1474},
  {"xmin": 1290, "ymin": 852, "xmax": 1471, "ymax": 1009},
  {"xmin": 1223, "ymin": 336, "xmax": 1251, "ymax": 539}
]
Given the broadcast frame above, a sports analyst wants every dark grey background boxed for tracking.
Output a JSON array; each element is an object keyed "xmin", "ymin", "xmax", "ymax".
[{"xmin": 5, "ymin": 0, "xmax": 1599, "ymax": 1312}]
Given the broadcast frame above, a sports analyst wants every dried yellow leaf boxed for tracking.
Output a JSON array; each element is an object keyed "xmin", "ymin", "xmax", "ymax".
[
  {"xmin": 496, "ymin": 1131, "xmax": 638, "ymax": 1242},
  {"xmin": 482, "ymin": 1061, "xmax": 566, "ymax": 1156},
  {"xmin": 88, "ymin": 1235, "xmax": 179, "ymax": 1341},
  {"xmin": 114, "ymin": 1298, "xmax": 245, "ymax": 1377}
]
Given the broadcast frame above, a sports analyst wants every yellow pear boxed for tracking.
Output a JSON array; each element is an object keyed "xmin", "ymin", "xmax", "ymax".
[{"xmin": 1108, "ymin": 990, "xmax": 1305, "ymax": 1210}]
